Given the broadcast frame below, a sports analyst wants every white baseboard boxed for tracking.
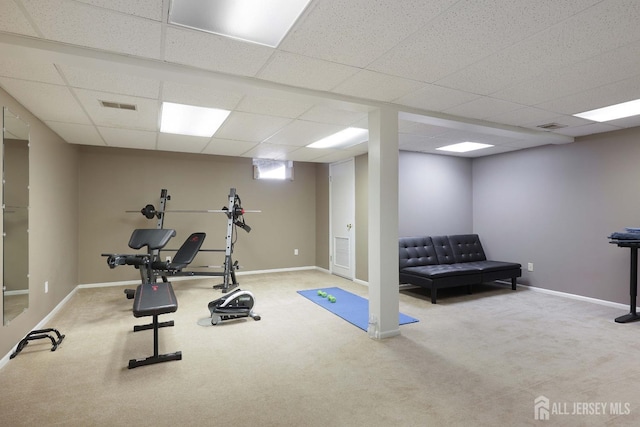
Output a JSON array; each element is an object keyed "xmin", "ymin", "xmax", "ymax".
[
  {"xmin": 495, "ymin": 280, "xmax": 628, "ymax": 310},
  {"xmin": 521, "ymin": 284, "xmax": 628, "ymax": 310}
]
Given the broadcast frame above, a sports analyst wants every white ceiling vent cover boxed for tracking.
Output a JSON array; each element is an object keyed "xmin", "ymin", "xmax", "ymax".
[{"xmin": 100, "ymin": 100, "xmax": 137, "ymax": 111}]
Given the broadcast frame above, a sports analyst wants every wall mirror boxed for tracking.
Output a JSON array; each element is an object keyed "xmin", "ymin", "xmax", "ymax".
[{"xmin": 2, "ymin": 107, "xmax": 30, "ymax": 325}]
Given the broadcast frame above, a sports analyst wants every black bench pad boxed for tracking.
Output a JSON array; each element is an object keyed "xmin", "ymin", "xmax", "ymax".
[{"xmin": 133, "ymin": 282, "xmax": 178, "ymax": 318}]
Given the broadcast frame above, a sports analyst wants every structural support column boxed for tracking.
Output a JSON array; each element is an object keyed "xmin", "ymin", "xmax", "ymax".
[{"xmin": 368, "ymin": 107, "xmax": 400, "ymax": 339}]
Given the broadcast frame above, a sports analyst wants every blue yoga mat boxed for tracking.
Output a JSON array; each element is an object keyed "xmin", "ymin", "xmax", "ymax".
[{"xmin": 297, "ymin": 287, "xmax": 419, "ymax": 331}]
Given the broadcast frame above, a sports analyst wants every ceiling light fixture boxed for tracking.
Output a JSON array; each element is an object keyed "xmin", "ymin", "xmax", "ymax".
[
  {"xmin": 160, "ymin": 102, "xmax": 230, "ymax": 137},
  {"xmin": 168, "ymin": 0, "xmax": 312, "ymax": 48},
  {"xmin": 436, "ymin": 142, "xmax": 494, "ymax": 153},
  {"xmin": 307, "ymin": 127, "xmax": 369, "ymax": 149},
  {"xmin": 573, "ymin": 98, "xmax": 640, "ymax": 122}
]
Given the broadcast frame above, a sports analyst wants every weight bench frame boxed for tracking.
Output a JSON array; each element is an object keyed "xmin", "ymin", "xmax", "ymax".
[{"xmin": 129, "ymin": 281, "xmax": 181, "ymax": 369}]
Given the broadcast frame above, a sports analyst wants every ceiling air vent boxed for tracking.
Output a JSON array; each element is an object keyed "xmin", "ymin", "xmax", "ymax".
[
  {"xmin": 536, "ymin": 122, "xmax": 567, "ymax": 130},
  {"xmin": 100, "ymin": 100, "xmax": 137, "ymax": 111}
]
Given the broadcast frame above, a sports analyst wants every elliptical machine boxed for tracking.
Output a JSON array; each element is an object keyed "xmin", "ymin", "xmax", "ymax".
[{"xmin": 208, "ymin": 288, "xmax": 261, "ymax": 325}]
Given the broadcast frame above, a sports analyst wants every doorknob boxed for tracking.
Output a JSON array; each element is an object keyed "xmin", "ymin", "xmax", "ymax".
[{"xmin": 347, "ymin": 223, "xmax": 352, "ymax": 231}]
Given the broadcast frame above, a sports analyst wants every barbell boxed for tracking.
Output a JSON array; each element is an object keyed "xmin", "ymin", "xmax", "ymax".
[{"xmin": 127, "ymin": 204, "xmax": 261, "ymax": 219}]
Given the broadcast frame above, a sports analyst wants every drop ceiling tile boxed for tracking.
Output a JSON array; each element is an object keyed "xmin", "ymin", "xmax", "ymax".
[
  {"xmin": 161, "ymin": 81, "xmax": 244, "ymax": 110},
  {"xmin": 435, "ymin": 0, "xmax": 640, "ymax": 95},
  {"xmin": 368, "ymin": 0, "xmax": 597, "ymax": 83},
  {"xmin": 281, "ymin": 0, "xmax": 456, "ymax": 68},
  {"xmin": 310, "ymin": 150, "xmax": 358, "ymax": 164},
  {"xmin": 236, "ymin": 94, "xmax": 313, "ymax": 118},
  {"xmin": 201, "ymin": 138, "xmax": 258, "ymax": 157},
  {"xmin": 536, "ymin": 75, "xmax": 640, "ymax": 115},
  {"xmin": 492, "ymin": 40, "xmax": 640, "ymax": 106},
  {"xmin": 22, "ymin": 0, "xmax": 162, "ymax": 59},
  {"xmin": 435, "ymin": 129, "xmax": 518, "ymax": 146},
  {"xmin": 58, "ymin": 64, "xmax": 160, "ymax": 98},
  {"xmin": 604, "ymin": 114, "xmax": 640, "ymax": 129},
  {"xmin": 45, "ymin": 121, "xmax": 105, "ymax": 146},
  {"xmin": 0, "ymin": 58, "xmax": 65, "ymax": 84},
  {"xmin": 215, "ymin": 112, "xmax": 292, "ymax": 143},
  {"xmin": 242, "ymin": 143, "xmax": 299, "ymax": 160},
  {"xmin": 395, "ymin": 84, "xmax": 480, "ymax": 113},
  {"xmin": 399, "ymin": 134, "xmax": 447, "ymax": 152},
  {"xmin": 74, "ymin": 0, "xmax": 162, "ymax": 21},
  {"xmin": 443, "ymin": 97, "xmax": 524, "ymax": 121},
  {"xmin": 0, "ymin": 78, "xmax": 91, "ymax": 124},
  {"xmin": 258, "ymin": 51, "xmax": 359, "ymax": 91},
  {"xmin": 484, "ymin": 107, "xmax": 559, "ymax": 127},
  {"xmin": 553, "ymin": 122, "xmax": 622, "ymax": 137},
  {"xmin": 157, "ymin": 132, "xmax": 210, "ymax": 153},
  {"xmin": 298, "ymin": 105, "xmax": 367, "ymax": 126},
  {"xmin": 398, "ymin": 121, "xmax": 452, "ymax": 137},
  {"xmin": 332, "ymin": 70, "xmax": 425, "ymax": 102},
  {"xmin": 0, "ymin": 1, "xmax": 38, "ymax": 36},
  {"xmin": 74, "ymin": 88, "xmax": 158, "ymax": 130},
  {"xmin": 98, "ymin": 127, "xmax": 156, "ymax": 150},
  {"xmin": 265, "ymin": 119, "xmax": 344, "ymax": 147},
  {"xmin": 164, "ymin": 27, "xmax": 274, "ymax": 77},
  {"xmin": 501, "ymin": 139, "xmax": 553, "ymax": 149},
  {"xmin": 278, "ymin": 147, "xmax": 330, "ymax": 162}
]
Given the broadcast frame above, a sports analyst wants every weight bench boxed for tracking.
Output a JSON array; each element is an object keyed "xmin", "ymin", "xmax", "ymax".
[
  {"xmin": 129, "ymin": 281, "xmax": 181, "ymax": 369},
  {"xmin": 102, "ymin": 229, "xmax": 183, "ymax": 368}
]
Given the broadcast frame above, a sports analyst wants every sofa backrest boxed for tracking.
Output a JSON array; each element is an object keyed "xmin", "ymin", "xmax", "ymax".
[
  {"xmin": 399, "ymin": 236, "xmax": 438, "ymax": 269},
  {"xmin": 448, "ymin": 234, "xmax": 487, "ymax": 263},
  {"xmin": 432, "ymin": 235, "xmax": 456, "ymax": 264}
]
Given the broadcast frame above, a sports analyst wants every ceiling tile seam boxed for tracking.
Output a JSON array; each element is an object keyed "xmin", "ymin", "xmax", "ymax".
[
  {"xmin": 356, "ymin": 1, "xmax": 462, "ymax": 72},
  {"xmin": 53, "ymin": 63, "xmax": 107, "ymax": 145},
  {"xmin": 68, "ymin": 0, "xmax": 164, "ymax": 23},
  {"xmin": 12, "ymin": 0, "xmax": 44, "ymax": 38},
  {"xmin": 158, "ymin": 0, "xmax": 172, "ymax": 62},
  {"xmin": 428, "ymin": 2, "xmax": 621, "ymax": 97}
]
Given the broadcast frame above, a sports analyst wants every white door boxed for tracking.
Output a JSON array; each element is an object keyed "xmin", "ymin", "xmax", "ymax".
[{"xmin": 330, "ymin": 159, "xmax": 355, "ymax": 279}]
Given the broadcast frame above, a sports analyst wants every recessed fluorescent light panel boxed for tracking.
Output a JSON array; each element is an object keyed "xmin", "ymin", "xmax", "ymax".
[
  {"xmin": 573, "ymin": 98, "xmax": 640, "ymax": 122},
  {"xmin": 168, "ymin": 0, "xmax": 312, "ymax": 47},
  {"xmin": 160, "ymin": 102, "xmax": 230, "ymax": 137},
  {"xmin": 307, "ymin": 127, "xmax": 368, "ymax": 149},
  {"xmin": 436, "ymin": 142, "xmax": 494, "ymax": 153}
]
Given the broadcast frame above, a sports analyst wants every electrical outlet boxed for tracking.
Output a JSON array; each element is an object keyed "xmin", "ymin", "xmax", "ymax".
[
  {"xmin": 45, "ymin": 281, "xmax": 49, "ymax": 293},
  {"xmin": 527, "ymin": 263, "xmax": 534, "ymax": 272},
  {"xmin": 294, "ymin": 249, "xmax": 299, "ymax": 256}
]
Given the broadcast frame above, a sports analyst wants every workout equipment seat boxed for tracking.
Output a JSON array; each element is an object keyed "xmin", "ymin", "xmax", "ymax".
[
  {"xmin": 129, "ymin": 281, "xmax": 181, "ymax": 369},
  {"xmin": 152, "ymin": 232, "xmax": 206, "ymax": 273}
]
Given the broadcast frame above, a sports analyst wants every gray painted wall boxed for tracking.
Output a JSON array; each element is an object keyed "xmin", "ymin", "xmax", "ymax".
[
  {"xmin": 473, "ymin": 127, "xmax": 640, "ymax": 305},
  {"xmin": 398, "ymin": 150, "xmax": 473, "ymax": 237}
]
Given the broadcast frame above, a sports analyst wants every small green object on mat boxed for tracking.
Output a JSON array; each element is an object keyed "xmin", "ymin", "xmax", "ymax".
[{"xmin": 328, "ymin": 295, "xmax": 336, "ymax": 303}]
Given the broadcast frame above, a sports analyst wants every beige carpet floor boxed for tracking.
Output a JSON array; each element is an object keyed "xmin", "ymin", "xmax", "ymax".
[{"xmin": 1, "ymin": 270, "xmax": 639, "ymax": 426}]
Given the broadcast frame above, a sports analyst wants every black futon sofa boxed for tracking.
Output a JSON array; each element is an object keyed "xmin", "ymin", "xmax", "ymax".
[{"xmin": 399, "ymin": 234, "xmax": 521, "ymax": 303}]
